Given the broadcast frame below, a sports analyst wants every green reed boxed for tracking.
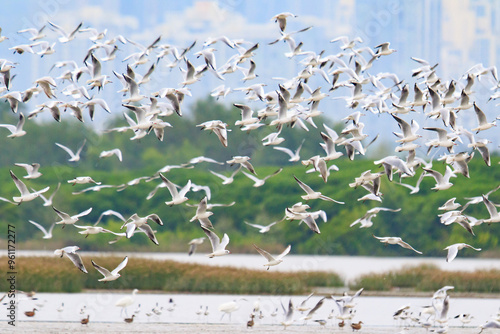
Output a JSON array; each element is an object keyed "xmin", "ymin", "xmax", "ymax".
[
  {"xmin": 351, "ymin": 264, "xmax": 500, "ymax": 293},
  {"xmin": 0, "ymin": 256, "xmax": 343, "ymax": 294}
]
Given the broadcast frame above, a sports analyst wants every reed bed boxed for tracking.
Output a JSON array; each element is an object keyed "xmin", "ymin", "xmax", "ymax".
[
  {"xmin": 0, "ymin": 256, "xmax": 343, "ymax": 294},
  {"xmin": 351, "ymin": 264, "xmax": 500, "ymax": 293}
]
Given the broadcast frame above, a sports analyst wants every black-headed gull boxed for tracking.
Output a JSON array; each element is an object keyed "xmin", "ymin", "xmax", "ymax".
[
  {"xmin": 242, "ymin": 168, "xmax": 282, "ymax": 187},
  {"xmin": 253, "ymin": 244, "xmax": 291, "ymax": 270},
  {"xmin": 271, "ymin": 12, "xmax": 297, "ymax": 32},
  {"xmin": 0, "ymin": 112, "xmax": 27, "ymax": 138},
  {"xmin": 68, "ymin": 176, "xmax": 101, "ymax": 186},
  {"xmin": 9, "ymin": 170, "xmax": 49, "ymax": 203},
  {"xmin": 37, "ymin": 182, "xmax": 60, "ymax": 207},
  {"xmin": 423, "ymin": 166, "xmax": 457, "ymax": 191},
  {"xmin": 14, "ymin": 163, "xmax": 42, "ymax": 179},
  {"xmin": 55, "ymin": 139, "xmax": 86, "ymax": 162},
  {"xmin": 372, "ymin": 235, "xmax": 422, "ymax": 254},
  {"xmin": 274, "ymin": 140, "xmax": 304, "ymax": 162},
  {"xmin": 29, "ymin": 220, "xmax": 55, "ymax": 239},
  {"xmin": 281, "ymin": 299, "xmax": 295, "ymax": 329},
  {"xmin": 226, "ymin": 156, "xmax": 256, "ymax": 175},
  {"xmin": 74, "ymin": 225, "xmax": 124, "ymax": 239},
  {"xmin": 209, "ymin": 166, "xmax": 241, "ymax": 185},
  {"xmin": 202, "ymin": 226, "xmax": 230, "ymax": 258},
  {"xmin": 54, "ymin": 246, "xmax": 87, "ymax": 273},
  {"xmin": 91, "ymin": 256, "xmax": 128, "ymax": 282},
  {"xmin": 188, "ymin": 237, "xmax": 206, "ymax": 256},
  {"xmin": 121, "ymin": 213, "xmax": 162, "ymax": 245},
  {"xmin": 158, "ymin": 173, "xmax": 191, "ymax": 206},
  {"xmin": 472, "ymin": 102, "xmax": 496, "ymax": 133},
  {"xmin": 444, "ymin": 243, "xmax": 481, "ymax": 262},
  {"xmin": 244, "ymin": 221, "xmax": 277, "ymax": 233},
  {"xmin": 293, "ymin": 175, "xmax": 344, "ymax": 203},
  {"xmin": 482, "ymin": 195, "xmax": 500, "ymax": 224},
  {"xmin": 196, "ymin": 120, "xmax": 229, "ymax": 147},
  {"xmin": 53, "ymin": 206, "xmax": 92, "ymax": 228},
  {"xmin": 94, "ymin": 209, "xmax": 127, "ymax": 226},
  {"xmin": 99, "ymin": 148, "xmax": 123, "ymax": 162},
  {"xmin": 300, "ymin": 297, "xmax": 326, "ymax": 321},
  {"xmin": 48, "ymin": 21, "xmax": 83, "ymax": 43},
  {"xmin": 189, "ymin": 197, "xmax": 214, "ymax": 229}
]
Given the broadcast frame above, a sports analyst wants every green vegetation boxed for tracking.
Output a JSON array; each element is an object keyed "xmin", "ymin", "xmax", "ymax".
[
  {"xmin": 0, "ymin": 256, "xmax": 343, "ymax": 294},
  {"xmin": 351, "ymin": 264, "xmax": 500, "ymax": 293},
  {"xmin": 0, "ymin": 97, "xmax": 499, "ymax": 257}
]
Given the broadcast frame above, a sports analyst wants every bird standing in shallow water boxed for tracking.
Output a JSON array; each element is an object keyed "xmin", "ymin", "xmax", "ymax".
[
  {"xmin": 124, "ymin": 314, "xmax": 135, "ymax": 323},
  {"xmin": 351, "ymin": 320, "xmax": 363, "ymax": 331},
  {"xmin": 24, "ymin": 308, "xmax": 37, "ymax": 317},
  {"xmin": 81, "ymin": 314, "xmax": 89, "ymax": 325},
  {"xmin": 247, "ymin": 313, "xmax": 255, "ymax": 328}
]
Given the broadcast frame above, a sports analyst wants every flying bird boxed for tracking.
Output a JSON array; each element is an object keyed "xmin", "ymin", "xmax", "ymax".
[
  {"xmin": 253, "ymin": 244, "xmax": 291, "ymax": 270},
  {"xmin": 372, "ymin": 235, "xmax": 422, "ymax": 254},
  {"xmin": 444, "ymin": 243, "xmax": 481, "ymax": 262},
  {"xmin": 202, "ymin": 226, "xmax": 230, "ymax": 258},
  {"xmin": 9, "ymin": 170, "xmax": 49, "ymax": 204},
  {"xmin": 91, "ymin": 256, "xmax": 128, "ymax": 282},
  {"xmin": 54, "ymin": 246, "xmax": 87, "ymax": 273}
]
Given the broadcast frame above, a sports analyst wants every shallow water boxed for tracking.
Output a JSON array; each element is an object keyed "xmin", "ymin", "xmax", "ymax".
[{"xmin": 3, "ymin": 292, "xmax": 499, "ymax": 328}]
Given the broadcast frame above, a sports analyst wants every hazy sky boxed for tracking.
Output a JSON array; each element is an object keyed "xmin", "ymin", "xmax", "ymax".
[{"xmin": 1, "ymin": 0, "xmax": 499, "ymax": 148}]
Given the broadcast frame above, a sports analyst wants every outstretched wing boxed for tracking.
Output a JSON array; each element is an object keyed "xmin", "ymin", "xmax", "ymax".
[
  {"xmin": 65, "ymin": 252, "xmax": 88, "ymax": 273},
  {"xmin": 91, "ymin": 260, "xmax": 111, "ymax": 277},
  {"xmin": 276, "ymin": 244, "xmax": 292, "ymax": 260},
  {"xmin": 111, "ymin": 256, "xmax": 129, "ymax": 275},
  {"xmin": 253, "ymin": 244, "xmax": 275, "ymax": 262}
]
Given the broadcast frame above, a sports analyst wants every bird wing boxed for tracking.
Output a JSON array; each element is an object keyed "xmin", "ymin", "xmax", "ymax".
[
  {"xmin": 91, "ymin": 260, "xmax": 111, "ymax": 277},
  {"xmin": 75, "ymin": 207, "xmax": 93, "ymax": 219},
  {"xmin": 202, "ymin": 226, "xmax": 220, "ymax": 251},
  {"xmin": 125, "ymin": 223, "xmax": 137, "ymax": 238},
  {"xmin": 482, "ymin": 195, "xmax": 499, "ymax": 218},
  {"xmin": 264, "ymin": 168, "xmax": 283, "ymax": 181},
  {"xmin": 445, "ymin": 244, "xmax": 459, "ymax": 262},
  {"xmin": 276, "ymin": 244, "xmax": 291, "ymax": 260},
  {"xmin": 65, "ymin": 252, "xmax": 88, "ymax": 273},
  {"xmin": 111, "ymin": 148, "xmax": 123, "ymax": 161},
  {"xmin": 55, "ymin": 142, "xmax": 79, "ymax": 159},
  {"xmin": 28, "ymin": 220, "xmax": 48, "ymax": 235},
  {"xmin": 209, "ymin": 170, "xmax": 229, "ymax": 182},
  {"xmin": 198, "ymin": 217, "xmax": 214, "ymax": 229},
  {"xmin": 307, "ymin": 297, "xmax": 325, "ymax": 316},
  {"xmin": 242, "ymin": 170, "xmax": 260, "ymax": 183},
  {"xmin": 138, "ymin": 224, "xmax": 159, "ymax": 245},
  {"xmin": 178, "ymin": 180, "xmax": 192, "ymax": 198},
  {"xmin": 273, "ymin": 146, "xmax": 295, "ymax": 158},
  {"xmin": 10, "ymin": 170, "xmax": 29, "ymax": 195},
  {"xmin": 95, "ymin": 209, "xmax": 126, "ymax": 226},
  {"xmin": 302, "ymin": 215, "xmax": 320, "ymax": 234},
  {"xmin": 111, "ymin": 256, "xmax": 129, "ymax": 275},
  {"xmin": 53, "ymin": 206, "xmax": 71, "ymax": 220},
  {"xmin": 398, "ymin": 239, "xmax": 422, "ymax": 254},
  {"xmin": 241, "ymin": 161, "xmax": 256, "ymax": 175},
  {"xmin": 219, "ymin": 233, "xmax": 230, "ymax": 250},
  {"xmin": 196, "ymin": 197, "xmax": 208, "ymax": 214},
  {"xmin": 159, "ymin": 173, "xmax": 180, "ymax": 198},
  {"xmin": 294, "ymin": 176, "xmax": 314, "ymax": 194},
  {"xmin": 244, "ymin": 221, "xmax": 265, "ymax": 229},
  {"xmin": 253, "ymin": 244, "xmax": 275, "ymax": 262}
]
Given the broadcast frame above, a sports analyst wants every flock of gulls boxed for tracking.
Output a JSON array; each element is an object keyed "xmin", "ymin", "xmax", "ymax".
[{"xmin": 1, "ymin": 9, "xmax": 500, "ymax": 331}]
